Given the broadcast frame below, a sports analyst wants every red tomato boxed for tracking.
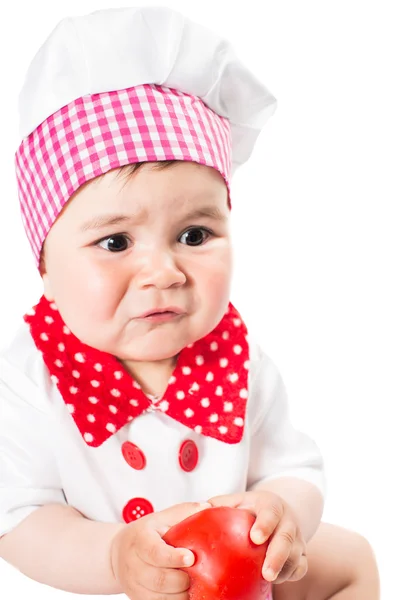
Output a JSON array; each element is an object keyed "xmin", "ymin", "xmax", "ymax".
[{"xmin": 163, "ymin": 506, "xmax": 271, "ymax": 600}]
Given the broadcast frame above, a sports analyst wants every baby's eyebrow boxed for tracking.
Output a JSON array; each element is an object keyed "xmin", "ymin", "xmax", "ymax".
[
  {"xmin": 79, "ymin": 214, "xmax": 135, "ymax": 232},
  {"xmin": 182, "ymin": 206, "xmax": 227, "ymax": 222},
  {"xmin": 80, "ymin": 205, "xmax": 227, "ymax": 232}
]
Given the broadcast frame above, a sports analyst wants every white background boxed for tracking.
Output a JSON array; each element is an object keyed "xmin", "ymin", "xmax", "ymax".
[{"xmin": 0, "ymin": 0, "xmax": 398, "ymax": 598}]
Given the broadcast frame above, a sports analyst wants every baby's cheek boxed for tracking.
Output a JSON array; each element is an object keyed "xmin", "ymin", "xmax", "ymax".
[
  {"xmin": 202, "ymin": 250, "xmax": 232, "ymax": 288},
  {"xmin": 197, "ymin": 259, "xmax": 232, "ymax": 320},
  {"xmin": 80, "ymin": 272, "xmax": 123, "ymax": 317},
  {"xmin": 63, "ymin": 262, "xmax": 122, "ymax": 321}
]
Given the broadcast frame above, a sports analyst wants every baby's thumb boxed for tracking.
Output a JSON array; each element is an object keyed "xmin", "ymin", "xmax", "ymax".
[{"xmin": 156, "ymin": 501, "xmax": 211, "ymax": 534}]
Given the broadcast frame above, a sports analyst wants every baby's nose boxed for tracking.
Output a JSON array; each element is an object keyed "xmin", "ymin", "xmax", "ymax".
[{"xmin": 136, "ymin": 251, "xmax": 187, "ymax": 289}]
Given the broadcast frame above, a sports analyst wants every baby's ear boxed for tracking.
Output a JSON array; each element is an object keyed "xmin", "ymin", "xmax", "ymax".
[
  {"xmin": 41, "ymin": 272, "xmax": 55, "ymax": 302},
  {"xmin": 39, "ymin": 246, "xmax": 54, "ymax": 300}
]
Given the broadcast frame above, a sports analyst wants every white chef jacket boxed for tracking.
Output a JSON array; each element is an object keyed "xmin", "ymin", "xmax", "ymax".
[{"xmin": 0, "ymin": 320, "xmax": 325, "ymax": 537}]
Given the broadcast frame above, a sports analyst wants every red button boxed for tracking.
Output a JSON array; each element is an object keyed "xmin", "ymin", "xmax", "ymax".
[
  {"xmin": 122, "ymin": 498, "xmax": 154, "ymax": 523},
  {"xmin": 179, "ymin": 439, "xmax": 199, "ymax": 472},
  {"xmin": 121, "ymin": 441, "xmax": 146, "ymax": 470}
]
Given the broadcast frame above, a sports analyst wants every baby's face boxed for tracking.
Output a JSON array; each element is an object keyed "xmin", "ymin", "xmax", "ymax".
[{"xmin": 41, "ymin": 161, "xmax": 232, "ymax": 365}]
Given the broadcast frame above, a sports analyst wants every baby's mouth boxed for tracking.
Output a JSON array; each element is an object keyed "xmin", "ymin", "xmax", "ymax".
[
  {"xmin": 139, "ymin": 312, "xmax": 183, "ymax": 322},
  {"xmin": 138, "ymin": 306, "xmax": 185, "ymax": 319},
  {"xmin": 136, "ymin": 307, "xmax": 186, "ymax": 322}
]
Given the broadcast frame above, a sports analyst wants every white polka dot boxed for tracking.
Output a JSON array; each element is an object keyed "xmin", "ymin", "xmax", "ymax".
[
  {"xmin": 222, "ymin": 331, "xmax": 229, "ymax": 340},
  {"xmin": 209, "ymin": 413, "xmax": 219, "ymax": 423},
  {"xmin": 84, "ymin": 433, "xmax": 94, "ymax": 443},
  {"xmin": 26, "ymin": 308, "xmax": 36, "ymax": 316},
  {"xmin": 44, "ymin": 316, "xmax": 54, "ymax": 324},
  {"xmin": 50, "ymin": 302, "xmax": 58, "ymax": 310},
  {"xmin": 215, "ymin": 386, "xmax": 223, "ymax": 396},
  {"xmin": 69, "ymin": 386, "xmax": 78, "ymax": 394},
  {"xmin": 224, "ymin": 402, "xmax": 233, "ymax": 412},
  {"xmin": 72, "ymin": 370, "xmax": 80, "ymax": 378},
  {"xmin": 195, "ymin": 355, "xmax": 204, "ymax": 366},
  {"xmin": 220, "ymin": 358, "xmax": 228, "ymax": 368},
  {"xmin": 54, "ymin": 359, "xmax": 63, "ymax": 368},
  {"xmin": 233, "ymin": 318, "xmax": 241, "ymax": 327},
  {"xmin": 40, "ymin": 333, "xmax": 49, "ymax": 341},
  {"xmin": 114, "ymin": 371, "xmax": 123, "ymax": 379},
  {"xmin": 185, "ymin": 408, "xmax": 195, "ymax": 418},
  {"xmin": 109, "ymin": 405, "xmax": 118, "ymax": 414},
  {"xmin": 233, "ymin": 345, "xmax": 242, "ymax": 355},
  {"xmin": 106, "ymin": 423, "xmax": 116, "ymax": 433},
  {"xmin": 133, "ymin": 381, "xmax": 141, "ymax": 390},
  {"xmin": 244, "ymin": 361, "xmax": 250, "ymax": 370},
  {"xmin": 176, "ymin": 391, "xmax": 185, "ymax": 400},
  {"xmin": 234, "ymin": 417, "xmax": 244, "ymax": 427},
  {"xmin": 87, "ymin": 414, "xmax": 96, "ymax": 423},
  {"xmin": 201, "ymin": 398, "xmax": 210, "ymax": 408},
  {"xmin": 50, "ymin": 375, "xmax": 59, "ymax": 384},
  {"xmin": 219, "ymin": 426, "xmax": 228, "ymax": 434},
  {"xmin": 168, "ymin": 375, "xmax": 176, "ymax": 385},
  {"xmin": 111, "ymin": 389, "xmax": 121, "ymax": 397},
  {"xmin": 239, "ymin": 389, "xmax": 248, "ymax": 399},
  {"xmin": 130, "ymin": 399, "xmax": 139, "ymax": 407},
  {"xmin": 67, "ymin": 404, "xmax": 75, "ymax": 413},
  {"xmin": 194, "ymin": 425, "xmax": 203, "ymax": 434},
  {"xmin": 127, "ymin": 416, "xmax": 134, "ymax": 422},
  {"xmin": 228, "ymin": 373, "xmax": 239, "ymax": 383},
  {"xmin": 158, "ymin": 400, "xmax": 169, "ymax": 412},
  {"xmin": 58, "ymin": 343, "xmax": 65, "ymax": 352},
  {"xmin": 187, "ymin": 343, "xmax": 194, "ymax": 348},
  {"xmin": 88, "ymin": 396, "xmax": 99, "ymax": 404},
  {"xmin": 210, "ymin": 341, "xmax": 218, "ymax": 351},
  {"xmin": 206, "ymin": 372, "xmax": 214, "ymax": 382},
  {"xmin": 74, "ymin": 353, "xmax": 85, "ymax": 363},
  {"xmin": 91, "ymin": 380, "xmax": 100, "ymax": 388},
  {"xmin": 189, "ymin": 382, "xmax": 200, "ymax": 394},
  {"xmin": 94, "ymin": 363, "xmax": 103, "ymax": 372},
  {"xmin": 182, "ymin": 366, "xmax": 191, "ymax": 375},
  {"xmin": 63, "ymin": 326, "xmax": 71, "ymax": 335}
]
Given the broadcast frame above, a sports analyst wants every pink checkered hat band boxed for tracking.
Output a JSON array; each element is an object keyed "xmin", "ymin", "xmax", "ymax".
[{"xmin": 15, "ymin": 84, "xmax": 232, "ymax": 268}]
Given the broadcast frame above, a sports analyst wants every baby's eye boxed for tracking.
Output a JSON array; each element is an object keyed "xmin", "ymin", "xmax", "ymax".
[
  {"xmin": 179, "ymin": 227, "xmax": 211, "ymax": 246},
  {"xmin": 96, "ymin": 234, "xmax": 130, "ymax": 252}
]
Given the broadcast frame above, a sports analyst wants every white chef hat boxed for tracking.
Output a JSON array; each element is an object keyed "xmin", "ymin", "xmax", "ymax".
[{"xmin": 15, "ymin": 6, "xmax": 277, "ymax": 267}]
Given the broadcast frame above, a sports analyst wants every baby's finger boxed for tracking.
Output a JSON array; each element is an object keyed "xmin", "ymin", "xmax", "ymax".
[
  {"xmin": 207, "ymin": 492, "xmax": 245, "ymax": 508},
  {"xmin": 285, "ymin": 554, "xmax": 308, "ymax": 582},
  {"xmin": 272, "ymin": 544, "xmax": 304, "ymax": 584},
  {"xmin": 261, "ymin": 521, "xmax": 297, "ymax": 582},
  {"xmin": 156, "ymin": 501, "xmax": 212, "ymax": 534},
  {"xmin": 250, "ymin": 506, "xmax": 282, "ymax": 545},
  {"xmin": 128, "ymin": 581, "xmax": 189, "ymax": 600},
  {"xmin": 135, "ymin": 562, "xmax": 190, "ymax": 594},
  {"xmin": 136, "ymin": 528, "xmax": 195, "ymax": 568}
]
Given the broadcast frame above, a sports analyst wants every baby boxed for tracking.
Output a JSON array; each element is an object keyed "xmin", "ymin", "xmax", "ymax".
[{"xmin": 0, "ymin": 6, "xmax": 378, "ymax": 600}]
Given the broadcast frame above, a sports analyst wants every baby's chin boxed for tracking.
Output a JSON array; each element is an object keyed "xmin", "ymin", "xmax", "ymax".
[
  {"xmin": 118, "ymin": 348, "xmax": 183, "ymax": 364},
  {"xmin": 80, "ymin": 314, "xmax": 215, "ymax": 361},
  {"xmin": 113, "ymin": 334, "xmax": 194, "ymax": 364}
]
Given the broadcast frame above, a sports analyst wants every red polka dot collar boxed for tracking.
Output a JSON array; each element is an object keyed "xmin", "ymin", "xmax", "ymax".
[{"xmin": 24, "ymin": 296, "xmax": 250, "ymax": 447}]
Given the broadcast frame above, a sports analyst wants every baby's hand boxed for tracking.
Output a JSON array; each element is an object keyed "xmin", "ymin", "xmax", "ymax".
[
  {"xmin": 110, "ymin": 502, "xmax": 210, "ymax": 600},
  {"xmin": 208, "ymin": 491, "xmax": 307, "ymax": 585}
]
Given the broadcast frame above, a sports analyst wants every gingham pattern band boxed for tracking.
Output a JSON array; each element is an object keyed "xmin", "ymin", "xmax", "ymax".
[{"xmin": 15, "ymin": 84, "xmax": 232, "ymax": 268}]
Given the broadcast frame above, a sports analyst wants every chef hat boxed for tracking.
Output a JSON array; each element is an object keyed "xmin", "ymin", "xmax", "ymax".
[{"xmin": 15, "ymin": 6, "xmax": 277, "ymax": 268}]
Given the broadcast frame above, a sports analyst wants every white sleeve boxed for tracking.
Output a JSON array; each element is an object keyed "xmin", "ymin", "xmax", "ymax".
[
  {"xmin": 246, "ymin": 345, "xmax": 326, "ymax": 497},
  {"xmin": 0, "ymin": 359, "xmax": 67, "ymax": 538}
]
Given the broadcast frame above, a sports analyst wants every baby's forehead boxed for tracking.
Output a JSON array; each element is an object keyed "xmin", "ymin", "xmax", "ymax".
[
  {"xmin": 81, "ymin": 161, "xmax": 228, "ymax": 202},
  {"xmin": 64, "ymin": 162, "xmax": 230, "ymax": 226}
]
